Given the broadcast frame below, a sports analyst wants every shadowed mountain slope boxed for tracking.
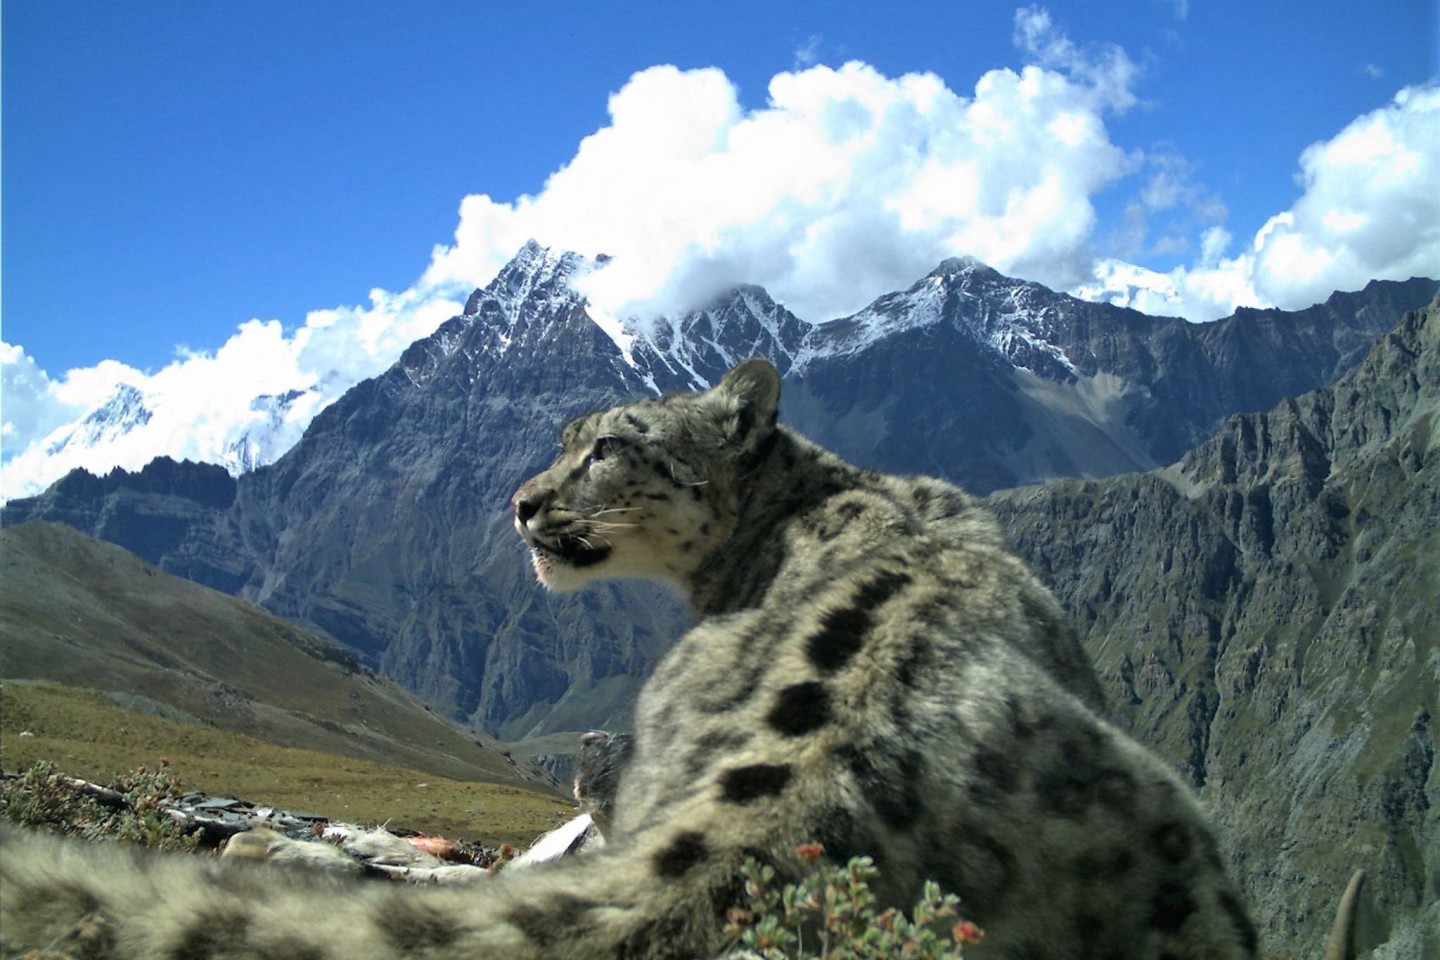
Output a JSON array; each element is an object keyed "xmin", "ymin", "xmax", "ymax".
[
  {"xmin": 0, "ymin": 520, "xmax": 556, "ymax": 792},
  {"xmin": 988, "ymin": 297, "xmax": 1440, "ymax": 959}
]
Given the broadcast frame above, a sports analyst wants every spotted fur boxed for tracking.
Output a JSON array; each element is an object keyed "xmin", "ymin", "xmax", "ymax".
[
  {"xmin": 3, "ymin": 359, "xmax": 1263, "ymax": 959},
  {"xmin": 574, "ymin": 730, "xmax": 633, "ymax": 839}
]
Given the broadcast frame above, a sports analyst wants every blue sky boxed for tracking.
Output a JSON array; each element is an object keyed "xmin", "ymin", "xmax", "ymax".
[{"xmin": 2, "ymin": 0, "xmax": 1437, "ymax": 498}]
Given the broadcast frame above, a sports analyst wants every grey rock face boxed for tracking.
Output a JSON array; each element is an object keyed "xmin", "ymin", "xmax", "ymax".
[
  {"xmin": 787, "ymin": 262, "xmax": 1440, "ymax": 494},
  {"xmin": 988, "ymin": 298, "xmax": 1440, "ymax": 958}
]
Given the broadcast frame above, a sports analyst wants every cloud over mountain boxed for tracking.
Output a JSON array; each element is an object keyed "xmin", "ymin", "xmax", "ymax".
[
  {"xmin": 424, "ymin": 13, "xmax": 1141, "ymax": 325},
  {"xmin": 1, "ymin": 291, "xmax": 461, "ymax": 500},
  {"xmin": 1084, "ymin": 84, "xmax": 1440, "ymax": 319},
  {"xmin": 3, "ymin": 9, "xmax": 1437, "ymax": 500}
]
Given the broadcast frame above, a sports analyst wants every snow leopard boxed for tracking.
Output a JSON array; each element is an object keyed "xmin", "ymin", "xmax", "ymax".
[{"xmin": 2, "ymin": 358, "xmax": 1280, "ymax": 958}]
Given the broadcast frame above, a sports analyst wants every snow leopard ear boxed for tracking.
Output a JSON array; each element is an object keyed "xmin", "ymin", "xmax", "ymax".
[{"xmin": 711, "ymin": 358, "xmax": 781, "ymax": 452}]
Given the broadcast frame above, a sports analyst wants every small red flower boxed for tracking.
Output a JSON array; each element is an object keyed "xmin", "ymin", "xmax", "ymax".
[
  {"xmin": 952, "ymin": 920, "xmax": 984, "ymax": 944},
  {"xmin": 795, "ymin": 842, "xmax": 825, "ymax": 862}
]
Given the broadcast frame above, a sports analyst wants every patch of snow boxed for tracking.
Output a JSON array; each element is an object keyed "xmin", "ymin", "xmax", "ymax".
[
  {"xmin": 44, "ymin": 384, "xmax": 152, "ymax": 457},
  {"xmin": 586, "ymin": 305, "xmax": 639, "ymax": 365}
]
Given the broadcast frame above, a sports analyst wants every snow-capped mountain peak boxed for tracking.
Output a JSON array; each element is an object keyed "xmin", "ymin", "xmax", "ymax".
[
  {"xmin": 221, "ymin": 389, "xmax": 314, "ymax": 474},
  {"xmin": 463, "ymin": 240, "xmax": 588, "ymax": 323},
  {"xmin": 3, "ymin": 375, "xmax": 325, "ymax": 503},
  {"xmin": 1073, "ymin": 259, "xmax": 1185, "ymax": 316},
  {"xmin": 790, "ymin": 254, "xmax": 1078, "ymax": 378},
  {"xmin": 45, "ymin": 383, "xmax": 153, "ymax": 457},
  {"xmin": 450, "ymin": 241, "xmax": 623, "ymax": 364},
  {"xmin": 16, "ymin": 241, "xmax": 1425, "ymax": 506},
  {"xmin": 9, "ymin": 243, "xmax": 1083, "ymax": 503},
  {"xmin": 627, "ymin": 284, "xmax": 809, "ymax": 392}
]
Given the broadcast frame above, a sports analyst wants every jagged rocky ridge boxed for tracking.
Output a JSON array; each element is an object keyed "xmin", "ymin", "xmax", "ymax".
[
  {"xmin": 988, "ymin": 300, "xmax": 1439, "ymax": 958},
  {"xmin": 3, "ymin": 243, "xmax": 1435, "ymax": 744},
  {"xmin": 791, "ymin": 260, "xmax": 1437, "ymax": 493}
]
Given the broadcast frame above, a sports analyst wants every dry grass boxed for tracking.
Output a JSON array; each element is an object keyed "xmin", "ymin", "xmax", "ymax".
[
  {"xmin": 0, "ymin": 521, "xmax": 561, "ymax": 792},
  {"xmin": 1, "ymin": 682, "xmax": 575, "ymax": 847}
]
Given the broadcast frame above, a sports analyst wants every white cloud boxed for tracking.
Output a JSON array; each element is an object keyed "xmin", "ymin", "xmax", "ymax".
[
  {"xmin": 422, "ymin": 13, "xmax": 1140, "ymax": 327},
  {"xmin": 793, "ymin": 35, "xmax": 823, "ymax": 70},
  {"xmin": 10, "ymin": 9, "xmax": 1436, "ymax": 502},
  {"xmin": 1, "ymin": 287, "xmax": 462, "ymax": 501},
  {"xmin": 1082, "ymin": 83, "xmax": 1440, "ymax": 320},
  {"xmin": 1012, "ymin": 5, "xmax": 1139, "ymax": 113},
  {"xmin": 1253, "ymin": 84, "xmax": 1440, "ymax": 299},
  {"xmin": 1, "ymin": 344, "xmax": 92, "ymax": 448}
]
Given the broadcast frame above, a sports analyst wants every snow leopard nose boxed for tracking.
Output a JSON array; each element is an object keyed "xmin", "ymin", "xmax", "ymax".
[{"xmin": 512, "ymin": 484, "xmax": 546, "ymax": 525}]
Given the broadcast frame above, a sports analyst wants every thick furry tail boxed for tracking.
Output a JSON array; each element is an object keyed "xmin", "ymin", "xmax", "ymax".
[
  {"xmin": 1322, "ymin": 869, "xmax": 1365, "ymax": 960},
  {"xmin": 0, "ymin": 824, "xmax": 740, "ymax": 959}
]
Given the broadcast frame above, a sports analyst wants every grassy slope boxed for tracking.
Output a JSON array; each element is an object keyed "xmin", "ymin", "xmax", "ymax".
[
  {"xmin": 0, "ymin": 520, "xmax": 582, "ymax": 844},
  {"xmin": 0, "ymin": 681, "xmax": 574, "ymax": 846},
  {"xmin": 0, "ymin": 521, "xmax": 562, "ymax": 791}
]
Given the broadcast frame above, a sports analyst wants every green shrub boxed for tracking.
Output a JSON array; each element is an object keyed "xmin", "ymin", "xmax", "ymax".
[
  {"xmin": 724, "ymin": 843, "xmax": 982, "ymax": 959},
  {"xmin": 0, "ymin": 758, "xmax": 197, "ymax": 852}
]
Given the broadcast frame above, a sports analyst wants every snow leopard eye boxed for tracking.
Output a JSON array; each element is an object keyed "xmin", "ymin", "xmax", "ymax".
[{"xmin": 586, "ymin": 435, "xmax": 623, "ymax": 466}]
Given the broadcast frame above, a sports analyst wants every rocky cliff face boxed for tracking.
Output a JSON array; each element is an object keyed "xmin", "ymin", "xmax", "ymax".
[
  {"xmin": 988, "ymin": 298, "xmax": 1440, "ymax": 958},
  {"xmin": 7, "ymin": 458, "xmax": 249, "ymax": 593},
  {"xmin": 787, "ymin": 260, "xmax": 1440, "ymax": 494},
  {"xmin": 226, "ymin": 245, "xmax": 676, "ymax": 736}
]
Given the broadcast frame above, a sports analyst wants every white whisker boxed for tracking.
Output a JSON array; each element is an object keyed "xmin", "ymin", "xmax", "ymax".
[
  {"xmin": 589, "ymin": 507, "xmax": 641, "ymax": 518},
  {"xmin": 669, "ymin": 462, "xmax": 709, "ymax": 486}
]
